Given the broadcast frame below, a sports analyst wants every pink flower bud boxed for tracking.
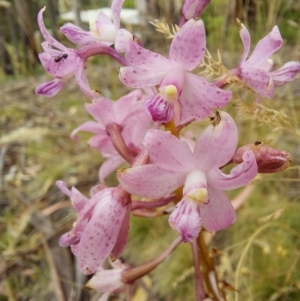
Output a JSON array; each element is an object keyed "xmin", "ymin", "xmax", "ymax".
[{"xmin": 232, "ymin": 142, "xmax": 291, "ymax": 173}]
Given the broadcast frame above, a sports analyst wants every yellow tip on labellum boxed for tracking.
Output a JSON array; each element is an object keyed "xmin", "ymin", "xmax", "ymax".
[
  {"xmin": 161, "ymin": 84, "xmax": 178, "ymax": 102},
  {"xmin": 188, "ymin": 187, "xmax": 208, "ymax": 204}
]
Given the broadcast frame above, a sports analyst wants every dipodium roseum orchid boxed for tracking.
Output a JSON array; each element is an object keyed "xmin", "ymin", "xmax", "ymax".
[
  {"xmin": 119, "ymin": 19, "xmax": 232, "ymax": 122},
  {"xmin": 230, "ymin": 21, "xmax": 300, "ymax": 98},
  {"xmin": 36, "ymin": 7, "xmax": 97, "ymax": 98},
  {"xmin": 61, "ymin": 0, "xmax": 132, "ymax": 53},
  {"xmin": 117, "ymin": 111, "xmax": 258, "ymax": 241},
  {"xmin": 71, "ymin": 90, "xmax": 152, "ymax": 182},
  {"xmin": 57, "ymin": 181, "xmax": 131, "ymax": 274}
]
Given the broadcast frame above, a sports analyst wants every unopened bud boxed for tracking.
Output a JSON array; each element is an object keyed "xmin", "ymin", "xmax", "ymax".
[{"xmin": 232, "ymin": 141, "xmax": 291, "ymax": 173}]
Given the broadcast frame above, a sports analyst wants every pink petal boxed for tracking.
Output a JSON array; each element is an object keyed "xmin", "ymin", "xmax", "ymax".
[
  {"xmin": 207, "ymin": 150, "xmax": 258, "ymax": 190},
  {"xmin": 35, "ymin": 79, "xmax": 64, "ymax": 97},
  {"xmin": 200, "ymin": 187, "xmax": 236, "ymax": 232},
  {"xmin": 193, "ymin": 111, "xmax": 238, "ymax": 171},
  {"xmin": 125, "ymin": 40, "xmax": 172, "ymax": 70},
  {"xmin": 38, "ymin": 7, "xmax": 68, "ymax": 51},
  {"xmin": 169, "ymin": 19, "xmax": 206, "ymax": 71},
  {"xmin": 61, "ymin": 23, "xmax": 97, "ymax": 45},
  {"xmin": 56, "ymin": 180, "xmax": 72, "ymax": 197},
  {"xmin": 271, "ymin": 61, "xmax": 300, "ymax": 85},
  {"xmin": 111, "ymin": 0, "xmax": 125, "ymax": 29},
  {"xmin": 180, "ymin": 73, "xmax": 232, "ymax": 119},
  {"xmin": 238, "ymin": 22, "xmax": 250, "ymax": 65},
  {"xmin": 38, "ymin": 51, "xmax": 77, "ymax": 77},
  {"xmin": 110, "ymin": 202, "xmax": 131, "ymax": 259},
  {"xmin": 78, "ymin": 189, "xmax": 130, "ymax": 274},
  {"xmin": 143, "ymin": 129, "xmax": 194, "ymax": 172},
  {"xmin": 95, "ymin": 11, "xmax": 116, "ymax": 43},
  {"xmin": 85, "ymin": 98, "xmax": 114, "ymax": 124},
  {"xmin": 88, "ymin": 135, "xmax": 113, "ymax": 152},
  {"xmin": 70, "ymin": 186, "xmax": 90, "ymax": 212},
  {"xmin": 96, "ymin": 10, "xmax": 113, "ymax": 26},
  {"xmin": 99, "ymin": 156, "xmax": 124, "ymax": 183},
  {"xmin": 121, "ymin": 111, "xmax": 151, "ymax": 145},
  {"xmin": 56, "ymin": 180, "xmax": 89, "ymax": 212},
  {"xmin": 244, "ymin": 25, "xmax": 283, "ymax": 69},
  {"xmin": 240, "ymin": 67, "xmax": 274, "ymax": 98},
  {"xmin": 75, "ymin": 62, "xmax": 100, "ymax": 98},
  {"xmin": 115, "ymin": 28, "xmax": 133, "ymax": 53},
  {"xmin": 117, "ymin": 165, "xmax": 186, "ymax": 198},
  {"xmin": 119, "ymin": 66, "xmax": 166, "ymax": 88},
  {"xmin": 114, "ymin": 90, "xmax": 144, "ymax": 123},
  {"xmin": 71, "ymin": 121, "xmax": 106, "ymax": 141}
]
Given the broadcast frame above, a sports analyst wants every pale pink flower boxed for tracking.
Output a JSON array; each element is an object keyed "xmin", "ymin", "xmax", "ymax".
[
  {"xmin": 57, "ymin": 181, "xmax": 131, "ymax": 274},
  {"xmin": 231, "ymin": 22, "xmax": 300, "ymax": 98},
  {"xmin": 119, "ymin": 19, "xmax": 232, "ymax": 122},
  {"xmin": 71, "ymin": 90, "xmax": 151, "ymax": 182},
  {"xmin": 36, "ymin": 7, "xmax": 96, "ymax": 98},
  {"xmin": 61, "ymin": 0, "xmax": 132, "ymax": 52},
  {"xmin": 117, "ymin": 112, "xmax": 257, "ymax": 241}
]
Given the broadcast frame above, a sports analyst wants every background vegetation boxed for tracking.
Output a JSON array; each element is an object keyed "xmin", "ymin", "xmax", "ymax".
[{"xmin": 1, "ymin": 0, "xmax": 300, "ymax": 300}]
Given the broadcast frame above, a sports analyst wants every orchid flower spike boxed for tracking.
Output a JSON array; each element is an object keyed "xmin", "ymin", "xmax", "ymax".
[
  {"xmin": 70, "ymin": 90, "xmax": 152, "ymax": 182},
  {"xmin": 119, "ymin": 19, "xmax": 232, "ymax": 123},
  {"xmin": 57, "ymin": 181, "xmax": 131, "ymax": 274},
  {"xmin": 118, "ymin": 111, "xmax": 258, "ymax": 241},
  {"xmin": 179, "ymin": 0, "xmax": 211, "ymax": 27},
  {"xmin": 36, "ymin": 7, "xmax": 97, "ymax": 98},
  {"xmin": 61, "ymin": 0, "xmax": 132, "ymax": 52},
  {"xmin": 231, "ymin": 20, "xmax": 300, "ymax": 99}
]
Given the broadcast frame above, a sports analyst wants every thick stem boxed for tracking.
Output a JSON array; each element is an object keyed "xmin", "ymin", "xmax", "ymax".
[
  {"xmin": 191, "ymin": 240, "xmax": 206, "ymax": 301},
  {"xmin": 106, "ymin": 123, "xmax": 135, "ymax": 164},
  {"xmin": 121, "ymin": 236, "xmax": 182, "ymax": 283},
  {"xmin": 197, "ymin": 233, "xmax": 227, "ymax": 301},
  {"xmin": 77, "ymin": 44, "xmax": 130, "ymax": 66}
]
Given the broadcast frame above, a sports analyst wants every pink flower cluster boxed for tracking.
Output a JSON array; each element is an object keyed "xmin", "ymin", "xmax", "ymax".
[{"xmin": 35, "ymin": 0, "xmax": 296, "ymax": 299}]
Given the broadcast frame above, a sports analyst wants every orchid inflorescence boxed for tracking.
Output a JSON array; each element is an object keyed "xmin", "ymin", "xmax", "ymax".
[{"xmin": 35, "ymin": 0, "xmax": 298, "ymax": 300}]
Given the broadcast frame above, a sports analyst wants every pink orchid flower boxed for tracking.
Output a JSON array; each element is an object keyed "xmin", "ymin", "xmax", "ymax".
[
  {"xmin": 232, "ymin": 22, "xmax": 300, "ymax": 98},
  {"xmin": 117, "ymin": 111, "xmax": 258, "ymax": 241},
  {"xmin": 119, "ymin": 19, "xmax": 232, "ymax": 123},
  {"xmin": 57, "ymin": 181, "xmax": 131, "ymax": 275},
  {"xmin": 36, "ymin": 7, "xmax": 96, "ymax": 98},
  {"xmin": 71, "ymin": 90, "xmax": 152, "ymax": 182},
  {"xmin": 61, "ymin": 0, "xmax": 132, "ymax": 52},
  {"xmin": 179, "ymin": 0, "xmax": 211, "ymax": 26}
]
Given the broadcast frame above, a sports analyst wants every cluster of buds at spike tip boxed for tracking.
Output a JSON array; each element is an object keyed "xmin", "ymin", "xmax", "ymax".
[{"xmin": 231, "ymin": 141, "xmax": 291, "ymax": 173}]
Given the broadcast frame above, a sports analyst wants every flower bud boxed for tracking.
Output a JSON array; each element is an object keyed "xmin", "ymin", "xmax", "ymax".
[{"xmin": 232, "ymin": 142, "xmax": 291, "ymax": 173}]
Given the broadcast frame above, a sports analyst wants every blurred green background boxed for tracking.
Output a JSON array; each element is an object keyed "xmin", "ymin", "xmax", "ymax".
[{"xmin": 1, "ymin": 0, "xmax": 300, "ymax": 300}]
